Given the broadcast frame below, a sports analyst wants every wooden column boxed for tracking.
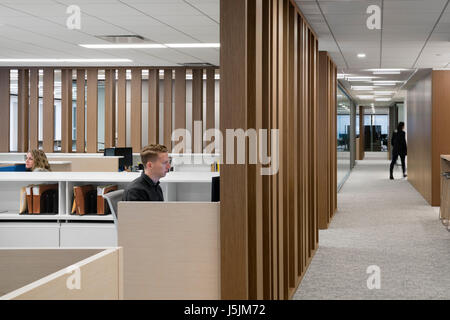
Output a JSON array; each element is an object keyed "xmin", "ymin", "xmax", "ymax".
[
  {"xmin": 164, "ymin": 69, "xmax": 173, "ymax": 150},
  {"xmin": 105, "ymin": 69, "xmax": 116, "ymax": 149},
  {"xmin": 131, "ymin": 68, "xmax": 142, "ymax": 153},
  {"xmin": 175, "ymin": 68, "xmax": 186, "ymax": 152},
  {"xmin": 148, "ymin": 69, "xmax": 159, "ymax": 145},
  {"xmin": 116, "ymin": 69, "xmax": 126, "ymax": 148},
  {"xmin": 61, "ymin": 69, "xmax": 73, "ymax": 153},
  {"xmin": 192, "ymin": 69, "xmax": 203, "ymax": 153},
  {"xmin": 29, "ymin": 69, "xmax": 39, "ymax": 150},
  {"xmin": 18, "ymin": 69, "xmax": 29, "ymax": 152},
  {"xmin": 0, "ymin": 69, "xmax": 10, "ymax": 152},
  {"xmin": 76, "ymin": 69, "xmax": 85, "ymax": 152},
  {"xmin": 43, "ymin": 68, "xmax": 54, "ymax": 153},
  {"xmin": 86, "ymin": 68, "xmax": 98, "ymax": 153}
]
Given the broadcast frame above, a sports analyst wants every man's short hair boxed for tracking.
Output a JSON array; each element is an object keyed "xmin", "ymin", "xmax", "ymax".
[{"xmin": 140, "ymin": 144, "xmax": 168, "ymax": 167}]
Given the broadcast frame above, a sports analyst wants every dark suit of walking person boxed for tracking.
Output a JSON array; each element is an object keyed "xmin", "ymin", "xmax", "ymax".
[{"xmin": 390, "ymin": 122, "xmax": 407, "ymax": 180}]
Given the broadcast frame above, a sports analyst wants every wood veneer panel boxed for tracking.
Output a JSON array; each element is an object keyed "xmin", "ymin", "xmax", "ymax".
[
  {"xmin": 86, "ymin": 68, "xmax": 98, "ymax": 153},
  {"xmin": 220, "ymin": 0, "xmax": 249, "ymax": 300},
  {"xmin": 175, "ymin": 68, "xmax": 186, "ymax": 152},
  {"xmin": 18, "ymin": 69, "xmax": 29, "ymax": 152},
  {"xmin": 61, "ymin": 69, "xmax": 72, "ymax": 153},
  {"xmin": 104, "ymin": 69, "xmax": 116, "ymax": 149},
  {"xmin": 29, "ymin": 69, "xmax": 39, "ymax": 150},
  {"xmin": 131, "ymin": 68, "xmax": 142, "ymax": 152},
  {"xmin": 117, "ymin": 69, "xmax": 126, "ymax": 147},
  {"xmin": 164, "ymin": 69, "xmax": 173, "ymax": 150},
  {"xmin": 148, "ymin": 69, "xmax": 159, "ymax": 145},
  {"xmin": 76, "ymin": 69, "xmax": 85, "ymax": 152},
  {"xmin": 43, "ymin": 68, "xmax": 54, "ymax": 153}
]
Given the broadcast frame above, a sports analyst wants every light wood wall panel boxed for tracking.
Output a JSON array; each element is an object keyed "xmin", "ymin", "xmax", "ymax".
[
  {"xmin": 43, "ymin": 68, "xmax": 54, "ymax": 153},
  {"xmin": 175, "ymin": 68, "xmax": 186, "ymax": 152},
  {"xmin": 131, "ymin": 68, "xmax": 142, "ymax": 153},
  {"xmin": 117, "ymin": 68, "xmax": 126, "ymax": 148},
  {"xmin": 29, "ymin": 69, "xmax": 39, "ymax": 150},
  {"xmin": 86, "ymin": 68, "xmax": 98, "ymax": 153},
  {"xmin": 148, "ymin": 69, "xmax": 159, "ymax": 145},
  {"xmin": 61, "ymin": 69, "xmax": 72, "ymax": 153},
  {"xmin": 104, "ymin": 69, "xmax": 116, "ymax": 149},
  {"xmin": 164, "ymin": 69, "xmax": 173, "ymax": 150},
  {"xmin": 192, "ymin": 68, "xmax": 203, "ymax": 153},
  {"xmin": 18, "ymin": 69, "xmax": 29, "ymax": 152},
  {"xmin": 0, "ymin": 69, "xmax": 10, "ymax": 152},
  {"xmin": 221, "ymin": 0, "xmax": 323, "ymax": 300},
  {"xmin": 76, "ymin": 69, "xmax": 85, "ymax": 152}
]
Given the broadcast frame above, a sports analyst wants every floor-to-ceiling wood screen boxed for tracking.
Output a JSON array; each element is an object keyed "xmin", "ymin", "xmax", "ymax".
[
  {"xmin": 221, "ymin": 0, "xmax": 326, "ymax": 300},
  {"xmin": 318, "ymin": 52, "xmax": 337, "ymax": 230}
]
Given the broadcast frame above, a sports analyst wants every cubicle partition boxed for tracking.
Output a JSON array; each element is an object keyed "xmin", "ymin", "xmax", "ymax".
[{"xmin": 0, "ymin": 247, "xmax": 122, "ymax": 300}]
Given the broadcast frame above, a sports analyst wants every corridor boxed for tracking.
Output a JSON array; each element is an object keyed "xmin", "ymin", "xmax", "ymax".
[{"xmin": 293, "ymin": 154, "xmax": 450, "ymax": 299}]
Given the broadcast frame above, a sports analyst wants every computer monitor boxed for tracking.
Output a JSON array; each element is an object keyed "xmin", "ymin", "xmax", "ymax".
[
  {"xmin": 211, "ymin": 176, "xmax": 220, "ymax": 202},
  {"xmin": 104, "ymin": 147, "xmax": 133, "ymax": 171}
]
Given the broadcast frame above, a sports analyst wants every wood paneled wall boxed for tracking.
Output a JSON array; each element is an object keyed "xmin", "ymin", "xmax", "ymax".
[
  {"xmin": 221, "ymin": 0, "xmax": 328, "ymax": 300},
  {"xmin": 318, "ymin": 52, "xmax": 337, "ymax": 230},
  {"xmin": 407, "ymin": 72, "xmax": 432, "ymax": 204},
  {"xmin": 0, "ymin": 67, "xmax": 217, "ymax": 154}
]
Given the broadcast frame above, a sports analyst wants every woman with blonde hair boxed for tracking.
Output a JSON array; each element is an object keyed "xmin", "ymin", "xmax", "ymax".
[{"xmin": 25, "ymin": 149, "xmax": 51, "ymax": 172}]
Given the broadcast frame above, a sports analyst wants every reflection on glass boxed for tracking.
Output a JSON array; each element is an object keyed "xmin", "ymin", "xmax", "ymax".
[{"xmin": 337, "ymin": 86, "xmax": 351, "ymax": 188}]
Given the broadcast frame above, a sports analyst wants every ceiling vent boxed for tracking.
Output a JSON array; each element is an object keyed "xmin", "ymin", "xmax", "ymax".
[{"xmin": 96, "ymin": 35, "xmax": 148, "ymax": 43}]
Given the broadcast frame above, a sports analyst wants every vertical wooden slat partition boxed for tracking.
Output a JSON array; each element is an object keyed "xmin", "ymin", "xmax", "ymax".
[
  {"xmin": 17, "ymin": 69, "xmax": 29, "ymax": 152},
  {"xmin": 117, "ymin": 68, "xmax": 127, "ymax": 148},
  {"xmin": 130, "ymin": 69, "xmax": 142, "ymax": 153},
  {"xmin": 318, "ymin": 52, "xmax": 337, "ymax": 230},
  {"xmin": 148, "ymin": 69, "xmax": 159, "ymax": 146},
  {"xmin": 76, "ymin": 69, "xmax": 85, "ymax": 153},
  {"xmin": 61, "ymin": 69, "xmax": 72, "ymax": 153},
  {"xmin": 164, "ymin": 69, "xmax": 173, "ymax": 150},
  {"xmin": 86, "ymin": 68, "xmax": 98, "ymax": 153},
  {"xmin": 221, "ymin": 0, "xmax": 334, "ymax": 300},
  {"xmin": 175, "ymin": 68, "xmax": 186, "ymax": 151},
  {"xmin": 43, "ymin": 68, "xmax": 54, "ymax": 153},
  {"xmin": 104, "ymin": 69, "xmax": 116, "ymax": 149},
  {"xmin": 192, "ymin": 69, "xmax": 203, "ymax": 153},
  {"xmin": 29, "ymin": 69, "xmax": 39, "ymax": 150},
  {"xmin": 0, "ymin": 69, "xmax": 10, "ymax": 152},
  {"xmin": 359, "ymin": 105, "xmax": 365, "ymax": 160},
  {"xmin": 206, "ymin": 68, "xmax": 215, "ymax": 151}
]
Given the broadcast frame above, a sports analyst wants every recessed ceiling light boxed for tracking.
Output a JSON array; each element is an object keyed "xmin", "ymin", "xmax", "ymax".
[
  {"xmin": 0, "ymin": 58, "xmax": 133, "ymax": 62},
  {"xmin": 357, "ymin": 95, "xmax": 374, "ymax": 99},
  {"xmin": 357, "ymin": 53, "xmax": 366, "ymax": 58},
  {"xmin": 346, "ymin": 76, "xmax": 374, "ymax": 81},
  {"xmin": 80, "ymin": 43, "xmax": 220, "ymax": 49},
  {"xmin": 373, "ymin": 71, "xmax": 401, "ymax": 75},
  {"xmin": 375, "ymin": 98, "xmax": 391, "ymax": 101}
]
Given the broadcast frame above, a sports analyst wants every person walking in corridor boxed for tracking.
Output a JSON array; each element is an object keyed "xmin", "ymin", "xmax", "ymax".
[{"xmin": 390, "ymin": 122, "xmax": 407, "ymax": 180}]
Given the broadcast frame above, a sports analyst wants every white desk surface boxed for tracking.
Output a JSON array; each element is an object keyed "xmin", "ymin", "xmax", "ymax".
[
  {"xmin": 0, "ymin": 213, "xmax": 114, "ymax": 221},
  {"xmin": 0, "ymin": 171, "xmax": 219, "ymax": 183},
  {"xmin": 0, "ymin": 161, "xmax": 72, "ymax": 165}
]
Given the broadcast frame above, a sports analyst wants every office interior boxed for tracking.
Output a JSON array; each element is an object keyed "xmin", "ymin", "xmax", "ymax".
[{"xmin": 0, "ymin": 0, "xmax": 449, "ymax": 300}]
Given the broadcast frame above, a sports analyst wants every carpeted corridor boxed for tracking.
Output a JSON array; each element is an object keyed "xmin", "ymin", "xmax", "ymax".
[{"xmin": 293, "ymin": 153, "xmax": 450, "ymax": 299}]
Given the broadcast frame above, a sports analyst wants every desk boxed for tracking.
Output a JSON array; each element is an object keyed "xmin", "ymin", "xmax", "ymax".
[
  {"xmin": 0, "ymin": 161, "xmax": 72, "ymax": 172},
  {"xmin": 0, "ymin": 171, "xmax": 219, "ymax": 248}
]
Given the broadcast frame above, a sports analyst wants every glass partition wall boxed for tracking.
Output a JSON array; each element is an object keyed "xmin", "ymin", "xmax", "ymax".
[{"xmin": 337, "ymin": 86, "xmax": 352, "ymax": 189}]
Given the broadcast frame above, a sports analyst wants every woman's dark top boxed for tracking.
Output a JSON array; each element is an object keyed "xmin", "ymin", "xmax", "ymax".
[
  {"xmin": 391, "ymin": 130, "xmax": 407, "ymax": 155},
  {"xmin": 122, "ymin": 172, "xmax": 164, "ymax": 201}
]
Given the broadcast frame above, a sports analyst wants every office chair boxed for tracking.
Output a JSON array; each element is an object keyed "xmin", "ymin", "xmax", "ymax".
[{"xmin": 103, "ymin": 189, "xmax": 124, "ymax": 226}]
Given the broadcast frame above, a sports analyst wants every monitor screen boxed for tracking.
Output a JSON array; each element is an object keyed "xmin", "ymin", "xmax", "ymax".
[{"xmin": 211, "ymin": 176, "xmax": 220, "ymax": 202}]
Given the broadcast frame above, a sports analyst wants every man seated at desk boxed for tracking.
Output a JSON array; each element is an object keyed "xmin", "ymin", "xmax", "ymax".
[{"xmin": 122, "ymin": 144, "xmax": 171, "ymax": 201}]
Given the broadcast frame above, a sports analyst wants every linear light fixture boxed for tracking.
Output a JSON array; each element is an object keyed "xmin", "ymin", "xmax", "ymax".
[
  {"xmin": 373, "ymin": 71, "xmax": 401, "ymax": 75},
  {"xmin": 346, "ymin": 76, "xmax": 374, "ymax": 81},
  {"xmin": 372, "ymin": 80, "xmax": 403, "ymax": 84},
  {"xmin": 0, "ymin": 58, "xmax": 133, "ymax": 62},
  {"xmin": 374, "ymin": 91, "xmax": 395, "ymax": 95},
  {"xmin": 367, "ymin": 69, "xmax": 407, "ymax": 72},
  {"xmin": 352, "ymin": 86, "xmax": 375, "ymax": 90},
  {"xmin": 357, "ymin": 95, "xmax": 374, "ymax": 99},
  {"xmin": 375, "ymin": 98, "xmax": 391, "ymax": 101},
  {"xmin": 357, "ymin": 53, "xmax": 366, "ymax": 58},
  {"xmin": 80, "ymin": 43, "xmax": 220, "ymax": 49}
]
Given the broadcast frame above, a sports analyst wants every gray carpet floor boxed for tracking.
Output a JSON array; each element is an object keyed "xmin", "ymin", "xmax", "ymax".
[{"xmin": 293, "ymin": 156, "xmax": 450, "ymax": 300}]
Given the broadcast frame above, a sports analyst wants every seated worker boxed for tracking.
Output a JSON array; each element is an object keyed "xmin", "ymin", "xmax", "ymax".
[
  {"xmin": 25, "ymin": 149, "xmax": 51, "ymax": 172},
  {"xmin": 122, "ymin": 144, "xmax": 171, "ymax": 201}
]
